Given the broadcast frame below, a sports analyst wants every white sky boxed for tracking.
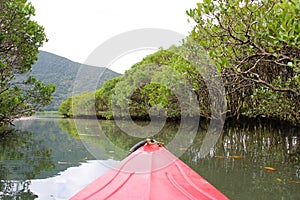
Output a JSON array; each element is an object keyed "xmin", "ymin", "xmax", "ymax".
[{"xmin": 29, "ymin": 0, "xmax": 199, "ymax": 73}]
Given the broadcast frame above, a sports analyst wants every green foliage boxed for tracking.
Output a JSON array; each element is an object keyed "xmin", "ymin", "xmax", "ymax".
[
  {"xmin": 71, "ymin": 92, "xmax": 95, "ymax": 116},
  {"xmin": 187, "ymin": 0, "xmax": 300, "ymax": 124},
  {"xmin": 59, "ymin": 49, "xmax": 203, "ymax": 119},
  {"xmin": 95, "ymin": 76, "xmax": 121, "ymax": 119},
  {"xmin": 112, "ymin": 49, "xmax": 198, "ymax": 119},
  {"xmin": 58, "ymin": 97, "xmax": 73, "ymax": 117},
  {"xmin": 0, "ymin": 0, "xmax": 55, "ymax": 125},
  {"xmin": 59, "ymin": 0, "xmax": 300, "ymax": 125}
]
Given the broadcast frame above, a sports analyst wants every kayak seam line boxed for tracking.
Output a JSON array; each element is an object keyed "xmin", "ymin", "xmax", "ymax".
[
  {"xmin": 165, "ymin": 172, "xmax": 197, "ymax": 200},
  {"xmin": 175, "ymin": 162, "xmax": 219, "ymax": 200},
  {"xmin": 103, "ymin": 172, "xmax": 135, "ymax": 200}
]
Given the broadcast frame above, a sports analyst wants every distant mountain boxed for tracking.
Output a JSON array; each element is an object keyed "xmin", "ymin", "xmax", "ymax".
[{"xmin": 30, "ymin": 51, "xmax": 121, "ymax": 110}]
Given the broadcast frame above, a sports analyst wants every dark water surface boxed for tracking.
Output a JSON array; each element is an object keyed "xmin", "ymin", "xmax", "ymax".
[{"xmin": 0, "ymin": 116, "xmax": 299, "ymax": 199}]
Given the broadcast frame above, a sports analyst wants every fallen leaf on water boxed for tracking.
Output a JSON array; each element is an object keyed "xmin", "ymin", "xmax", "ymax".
[
  {"xmin": 228, "ymin": 156, "xmax": 246, "ymax": 159},
  {"xmin": 214, "ymin": 155, "xmax": 246, "ymax": 159},
  {"xmin": 214, "ymin": 156, "xmax": 225, "ymax": 158},
  {"xmin": 264, "ymin": 166, "xmax": 276, "ymax": 171},
  {"xmin": 276, "ymin": 178, "xmax": 282, "ymax": 182},
  {"xmin": 58, "ymin": 161, "xmax": 71, "ymax": 165},
  {"xmin": 179, "ymin": 147, "xmax": 188, "ymax": 151}
]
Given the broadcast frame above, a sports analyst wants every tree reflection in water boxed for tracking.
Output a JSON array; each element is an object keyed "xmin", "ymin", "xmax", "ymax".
[
  {"xmin": 181, "ymin": 121, "xmax": 300, "ymax": 200},
  {"xmin": 58, "ymin": 118, "xmax": 299, "ymax": 199},
  {"xmin": 0, "ymin": 128, "xmax": 53, "ymax": 199}
]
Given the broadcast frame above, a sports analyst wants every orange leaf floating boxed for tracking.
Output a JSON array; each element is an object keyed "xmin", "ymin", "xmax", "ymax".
[
  {"xmin": 228, "ymin": 156, "xmax": 246, "ymax": 159},
  {"xmin": 214, "ymin": 156, "xmax": 225, "ymax": 158},
  {"xmin": 58, "ymin": 161, "xmax": 72, "ymax": 165},
  {"xmin": 214, "ymin": 155, "xmax": 246, "ymax": 159},
  {"xmin": 264, "ymin": 166, "xmax": 276, "ymax": 171},
  {"xmin": 179, "ymin": 147, "xmax": 188, "ymax": 151}
]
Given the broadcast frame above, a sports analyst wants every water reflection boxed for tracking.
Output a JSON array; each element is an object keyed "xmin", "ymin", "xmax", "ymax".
[
  {"xmin": 1, "ymin": 118, "xmax": 98, "ymax": 199},
  {"xmin": 65, "ymin": 118, "xmax": 300, "ymax": 199},
  {"xmin": 1, "ymin": 118, "xmax": 299, "ymax": 199},
  {"xmin": 29, "ymin": 159, "xmax": 118, "ymax": 200},
  {"xmin": 181, "ymin": 122, "xmax": 300, "ymax": 200},
  {"xmin": 0, "ymin": 128, "xmax": 53, "ymax": 199}
]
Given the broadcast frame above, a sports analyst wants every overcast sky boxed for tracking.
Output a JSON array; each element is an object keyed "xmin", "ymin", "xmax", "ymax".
[{"xmin": 29, "ymin": 0, "xmax": 199, "ymax": 73}]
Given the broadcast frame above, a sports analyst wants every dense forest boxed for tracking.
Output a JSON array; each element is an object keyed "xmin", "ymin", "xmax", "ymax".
[{"xmin": 59, "ymin": 0, "xmax": 299, "ymax": 126}]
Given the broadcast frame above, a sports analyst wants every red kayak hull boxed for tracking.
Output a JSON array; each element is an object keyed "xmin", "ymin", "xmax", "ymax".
[{"xmin": 71, "ymin": 144, "xmax": 228, "ymax": 200}]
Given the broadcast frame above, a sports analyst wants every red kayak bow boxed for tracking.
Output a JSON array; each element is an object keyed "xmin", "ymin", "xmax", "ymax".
[{"xmin": 71, "ymin": 143, "xmax": 228, "ymax": 200}]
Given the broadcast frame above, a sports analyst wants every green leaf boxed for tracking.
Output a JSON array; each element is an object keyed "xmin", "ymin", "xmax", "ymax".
[{"xmin": 287, "ymin": 62, "xmax": 293, "ymax": 67}]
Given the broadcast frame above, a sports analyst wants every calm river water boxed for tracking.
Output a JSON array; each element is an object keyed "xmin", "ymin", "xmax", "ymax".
[{"xmin": 0, "ymin": 116, "xmax": 299, "ymax": 199}]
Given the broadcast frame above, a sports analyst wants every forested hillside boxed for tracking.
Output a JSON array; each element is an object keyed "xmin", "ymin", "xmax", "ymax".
[{"xmin": 30, "ymin": 51, "xmax": 120, "ymax": 110}]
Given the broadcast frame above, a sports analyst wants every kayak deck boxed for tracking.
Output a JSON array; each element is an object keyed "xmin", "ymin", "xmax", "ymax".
[{"xmin": 71, "ymin": 143, "xmax": 228, "ymax": 200}]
